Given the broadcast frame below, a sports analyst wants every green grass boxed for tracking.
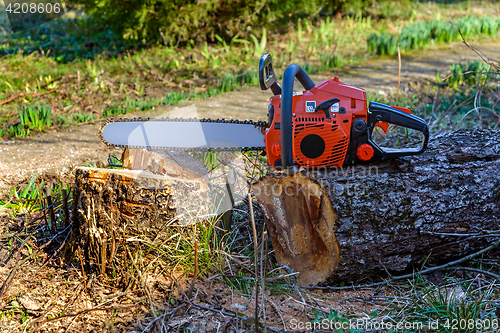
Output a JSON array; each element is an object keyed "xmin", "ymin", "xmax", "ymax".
[
  {"xmin": 18, "ymin": 104, "xmax": 51, "ymax": 130},
  {"xmin": 446, "ymin": 60, "xmax": 491, "ymax": 90},
  {"xmin": 309, "ymin": 276, "xmax": 500, "ymax": 333},
  {"xmin": 0, "ymin": 174, "xmax": 43, "ymax": 217},
  {"xmin": 388, "ymin": 276, "xmax": 499, "ymax": 333},
  {"xmin": 366, "ymin": 58, "xmax": 500, "ymax": 133},
  {"xmin": 0, "ymin": 67, "xmax": 259, "ymax": 138},
  {"xmin": 368, "ymin": 16, "xmax": 500, "ymax": 56}
]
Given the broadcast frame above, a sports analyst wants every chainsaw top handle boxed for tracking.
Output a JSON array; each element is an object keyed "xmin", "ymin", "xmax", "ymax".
[{"xmin": 281, "ymin": 64, "xmax": 316, "ymax": 173}]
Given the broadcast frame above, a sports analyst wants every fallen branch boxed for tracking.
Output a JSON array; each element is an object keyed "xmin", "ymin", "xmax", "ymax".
[
  {"xmin": 0, "ymin": 89, "xmax": 58, "ymax": 106},
  {"xmin": 0, "ymin": 93, "xmax": 24, "ymax": 106},
  {"xmin": 441, "ymin": 266, "xmax": 500, "ymax": 281}
]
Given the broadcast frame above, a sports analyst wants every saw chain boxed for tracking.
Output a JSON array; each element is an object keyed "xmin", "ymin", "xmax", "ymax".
[{"xmin": 99, "ymin": 117, "xmax": 269, "ymax": 152}]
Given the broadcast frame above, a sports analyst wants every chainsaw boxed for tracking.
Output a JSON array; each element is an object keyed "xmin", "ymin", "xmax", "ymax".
[{"xmin": 100, "ymin": 53, "xmax": 429, "ymax": 172}]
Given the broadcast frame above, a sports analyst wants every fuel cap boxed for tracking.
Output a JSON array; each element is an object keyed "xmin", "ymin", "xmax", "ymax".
[{"xmin": 357, "ymin": 143, "xmax": 374, "ymax": 161}]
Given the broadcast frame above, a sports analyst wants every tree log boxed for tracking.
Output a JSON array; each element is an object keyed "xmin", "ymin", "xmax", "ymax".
[{"xmin": 252, "ymin": 129, "xmax": 500, "ymax": 286}]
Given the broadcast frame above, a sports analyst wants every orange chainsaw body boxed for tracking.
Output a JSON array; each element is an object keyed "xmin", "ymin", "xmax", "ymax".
[
  {"xmin": 264, "ymin": 76, "xmax": 411, "ymax": 169},
  {"xmin": 258, "ymin": 53, "xmax": 427, "ymax": 171}
]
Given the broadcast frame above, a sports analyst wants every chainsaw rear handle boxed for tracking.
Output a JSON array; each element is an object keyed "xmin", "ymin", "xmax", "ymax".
[
  {"xmin": 281, "ymin": 64, "xmax": 316, "ymax": 172},
  {"xmin": 367, "ymin": 101, "xmax": 429, "ymax": 159}
]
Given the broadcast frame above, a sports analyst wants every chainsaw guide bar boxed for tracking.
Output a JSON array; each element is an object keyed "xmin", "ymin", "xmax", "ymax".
[{"xmin": 99, "ymin": 117, "xmax": 268, "ymax": 152}]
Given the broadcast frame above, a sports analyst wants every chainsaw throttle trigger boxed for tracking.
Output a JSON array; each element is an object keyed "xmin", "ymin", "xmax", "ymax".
[
  {"xmin": 315, "ymin": 98, "xmax": 340, "ymax": 119},
  {"xmin": 367, "ymin": 101, "xmax": 429, "ymax": 159},
  {"xmin": 374, "ymin": 106, "xmax": 411, "ymax": 133}
]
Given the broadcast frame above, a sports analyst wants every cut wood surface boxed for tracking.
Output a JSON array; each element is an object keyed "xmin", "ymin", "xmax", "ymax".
[
  {"xmin": 253, "ymin": 129, "xmax": 500, "ymax": 286},
  {"xmin": 121, "ymin": 147, "xmax": 209, "ymax": 178}
]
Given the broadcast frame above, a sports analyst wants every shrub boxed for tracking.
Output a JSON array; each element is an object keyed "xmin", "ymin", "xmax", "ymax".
[
  {"xmin": 74, "ymin": 0, "xmax": 326, "ymax": 45},
  {"xmin": 74, "ymin": 0, "xmax": 407, "ymax": 45}
]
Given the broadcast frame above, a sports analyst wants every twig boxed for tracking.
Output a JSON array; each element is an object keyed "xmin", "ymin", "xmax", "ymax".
[
  {"xmin": 36, "ymin": 178, "xmax": 48, "ymax": 229},
  {"xmin": 181, "ymin": 300, "xmax": 284, "ymax": 333},
  {"xmin": 24, "ymin": 284, "xmax": 77, "ymax": 332},
  {"xmin": 45, "ymin": 186, "xmax": 56, "ymax": 234},
  {"xmin": 77, "ymin": 246, "xmax": 89, "ymax": 307},
  {"xmin": 266, "ymin": 296, "xmax": 287, "ymax": 330},
  {"xmin": 249, "ymin": 193, "xmax": 259, "ymax": 332},
  {"xmin": 0, "ymin": 224, "xmax": 71, "ymax": 298},
  {"xmin": 31, "ymin": 88, "xmax": 58, "ymax": 98},
  {"xmin": 62, "ymin": 182, "xmax": 70, "ymax": 228},
  {"xmin": 302, "ymin": 241, "xmax": 500, "ymax": 291},
  {"xmin": 0, "ymin": 89, "xmax": 58, "ymax": 106},
  {"xmin": 139, "ymin": 304, "xmax": 185, "ymax": 332},
  {"xmin": 0, "ymin": 93, "xmax": 24, "ymax": 106},
  {"xmin": 441, "ymin": 70, "xmax": 500, "ymax": 82},
  {"xmin": 34, "ymin": 224, "xmax": 72, "ymax": 274},
  {"xmin": 33, "ymin": 304, "xmax": 140, "ymax": 331},
  {"xmin": 441, "ymin": 266, "xmax": 500, "ymax": 281},
  {"xmin": 396, "ymin": 46, "xmax": 401, "ymax": 106},
  {"xmin": 260, "ymin": 228, "xmax": 267, "ymax": 330},
  {"xmin": 421, "ymin": 230, "xmax": 500, "ymax": 237},
  {"xmin": 186, "ymin": 225, "xmax": 198, "ymax": 300},
  {"xmin": 451, "ymin": 21, "xmax": 499, "ymax": 71}
]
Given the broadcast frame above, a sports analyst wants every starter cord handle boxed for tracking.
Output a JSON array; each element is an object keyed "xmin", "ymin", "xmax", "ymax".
[{"xmin": 281, "ymin": 64, "xmax": 315, "ymax": 172}]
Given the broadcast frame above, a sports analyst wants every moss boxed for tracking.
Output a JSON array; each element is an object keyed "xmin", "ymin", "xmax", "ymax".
[
  {"xmin": 402, "ymin": 211, "xmax": 416, "ymax": 228},
  {"xmin": 401, "ymin": 197, "xmax": 412, "ymax": 206},
  {"xmin": 436, "ymin": 177, "xmax": 454, "ymax": 190},
  {"xmin": 494, "ymin": 187, "xmax": 500, "ymax": 202},
  {"xmin": 360, "ymin": 205, "xmax": 371, "ymax": 213},
  {"xmin": 342, "ymin": 208, "xmax": 353, "ymax": 216},
  {"xmin": 389, "ymin": 230, "xmax": 396, "ymax": 239}
]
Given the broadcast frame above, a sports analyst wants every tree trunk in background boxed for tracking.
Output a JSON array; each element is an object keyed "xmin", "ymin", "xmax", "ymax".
[{"xmin": 252, "ymin": 129, "xmax": 500, "ymax": 286}]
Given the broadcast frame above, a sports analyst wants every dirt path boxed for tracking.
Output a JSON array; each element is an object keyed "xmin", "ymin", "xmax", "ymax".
[{"xmin": 0, "ymin": 39, "xmax": 498, "ymax": 191}]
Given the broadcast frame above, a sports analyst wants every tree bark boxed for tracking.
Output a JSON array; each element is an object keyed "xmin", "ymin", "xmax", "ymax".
[{"xmin": 252, "ymin": 129, "xmax": 500, "ymax": 286}]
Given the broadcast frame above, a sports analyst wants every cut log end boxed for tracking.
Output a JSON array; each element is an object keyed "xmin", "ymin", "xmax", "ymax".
[{"xmin": 253, "ymin": 174, "xmax": 340, "ymax": 286}]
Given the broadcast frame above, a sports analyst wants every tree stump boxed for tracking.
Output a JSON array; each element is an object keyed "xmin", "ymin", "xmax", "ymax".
[
  {"xmin": 65, "ymin": 163, "xmax": 213, "ymax": 273},
  {"xmin": 252, "ymin": 129, "xmax": 500, "ymax": 286},
  {"xmin": 65, "ymin": 149, "xmax": 248, "ymax": 274}
]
